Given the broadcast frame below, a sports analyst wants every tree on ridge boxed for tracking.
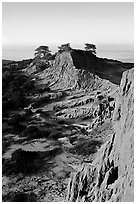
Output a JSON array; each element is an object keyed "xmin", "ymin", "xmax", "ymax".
[
  {"xmin": 85, "ymin": 44, "xmax": 96, "ymax": 55},
  {"xmin": 34, "ymin": 46, "xmax": 51, "ymax": 59},
  {"xmin": 34, "ymin": 45, "xmax": 52, "ymax": 71},
  {"xmin": 58, "ymin": 43, "xmax": 72, "ymax": 53}
]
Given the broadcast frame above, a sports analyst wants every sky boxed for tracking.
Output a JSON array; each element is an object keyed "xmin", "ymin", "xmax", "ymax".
[{"xmin": 2, "ymin": 2, "xmax": 134, "ymax": 61}]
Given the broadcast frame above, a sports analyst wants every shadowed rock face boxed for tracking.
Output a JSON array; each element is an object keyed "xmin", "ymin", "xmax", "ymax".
[
  {"xmin": 66, "ymin": 68, "xmax": 134, "ymax": 202},
  {"xmin": 71, "ymin": 49, "xmax": 133, "ymax": 85}
]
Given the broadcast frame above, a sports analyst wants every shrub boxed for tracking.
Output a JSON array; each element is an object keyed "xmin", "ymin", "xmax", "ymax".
[
  {"xmin": 2, "ymin": 64, "xmax": 34, "ymax": 114},
  {"xmin": 84, "ymin": 43, "xmax": 96, "ymax": 55}
]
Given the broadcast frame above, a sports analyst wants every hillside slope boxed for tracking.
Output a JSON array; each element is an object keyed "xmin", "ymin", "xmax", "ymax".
[{"xmin": 66, "ymin": 68, "xmax": 134, "ymax": 202}]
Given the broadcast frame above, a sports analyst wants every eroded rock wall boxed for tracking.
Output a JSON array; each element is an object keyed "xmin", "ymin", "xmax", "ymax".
[
  {"xmin": 39, "ymin": 51, "xmax": 118, "ymax": 94},
  {"xmin": 66, "ymin": 68, "xmax": 134, "ymax": 202},
  {"xmin": 71, "ymin": 49, "xmax": 133, "ymax": 85}
]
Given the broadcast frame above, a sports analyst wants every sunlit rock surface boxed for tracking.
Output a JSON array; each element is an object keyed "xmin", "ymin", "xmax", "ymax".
[
  {"xmin": 66, "ymin": 68, "xmax": 134, "ymax": 202},
  {"xmin": 2, "ymin": 51, "xmax": 134, "ymax": 202}
]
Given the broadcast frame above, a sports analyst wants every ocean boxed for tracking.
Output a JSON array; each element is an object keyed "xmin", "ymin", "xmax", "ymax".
[
  {"xmin": 97, "ymin": 49, "xmax": 134, "ymax": 63},
  {"xmin": 2, "ymin": 45, "xmax": 134, "ymax": 63}
]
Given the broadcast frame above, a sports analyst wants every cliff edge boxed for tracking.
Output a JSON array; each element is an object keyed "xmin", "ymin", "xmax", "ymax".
[
  {"xmin": 66, "ymin": 68, "xmax": 134, "ymax": 202},
  {"xmin": 37, "ymin": 50, "xmax": 133, "ymax": 95}
]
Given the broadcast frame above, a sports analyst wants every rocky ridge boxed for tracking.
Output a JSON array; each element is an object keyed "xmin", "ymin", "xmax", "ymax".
[
  {"xmin": 2, "ymin": 50, "xmax": 134, "ymax": 202},
  {"xmin": 36, "ymin": 50, "xmax": 120, "ymax": 92}
]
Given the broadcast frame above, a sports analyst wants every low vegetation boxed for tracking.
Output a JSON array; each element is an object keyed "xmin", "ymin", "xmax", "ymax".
[{"xmin": 2, "ymin": 63, "xmax": 34, "ymax": 115}]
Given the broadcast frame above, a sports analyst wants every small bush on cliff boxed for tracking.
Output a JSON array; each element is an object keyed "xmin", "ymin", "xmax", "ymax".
[
  {"xmin": 58, "ymin": 43, "xmax": 72, "ymax": 53},
  {"xmin": 85, "ymin": 43, "xmax": 96, "ymax": 55}
]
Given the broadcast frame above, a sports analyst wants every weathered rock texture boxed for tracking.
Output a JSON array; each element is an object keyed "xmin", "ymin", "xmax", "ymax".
[
  {"xmin": 3, "ymin": 50, "xmax": 134, "ymax": 202},
  {"xmin": 66, "ymin": 68, "xmax": 134, "ymax": 202},
  {"xmin": 38, "ymin": 51, "xmax": 122, "ymax": 93}
]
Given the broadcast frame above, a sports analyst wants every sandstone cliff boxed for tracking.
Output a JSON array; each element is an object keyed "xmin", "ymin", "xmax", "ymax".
[
  {"xmin": 66, "ymin": 68, "xmax": 134, "ymax": 202},
  {"xmin": 2, "ymin": 49, "xmax": 134, "ymax": 202},
  {"xmin": 38, "ymin": 51, "xmax": 123, "ymax": 93},
  {"xmin": 35, "ymin": 50, "xmax": 133, "ymax": 98}
]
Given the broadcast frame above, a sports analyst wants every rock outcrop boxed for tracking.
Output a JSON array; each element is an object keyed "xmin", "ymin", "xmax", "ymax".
[
  {"xmin": 38, "ymin": 51, "xmax": 122, "ymax": 93},
  {"xmin": 2, "ymin": 49, "xmax": 134, "ymax": 202},
  {"xmin": 66, "ymin": 68, "xmax": 134, "ymax": 202}
]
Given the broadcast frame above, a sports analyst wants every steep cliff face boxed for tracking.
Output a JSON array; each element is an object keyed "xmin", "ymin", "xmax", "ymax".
[
  {"xmin": 38, "ymin": 51, "xmax": 122, "ymax": 94},
  {"xmin": 36, "ymin": 50, "xmax": 133, "ymax": 97},
  {"xmin": 71, "ymin": 49, "xmax": 133, "ymax": 85},
  {"xmin": 66, "ymin": 68, "xmax": 134, "ymax": 202}
]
